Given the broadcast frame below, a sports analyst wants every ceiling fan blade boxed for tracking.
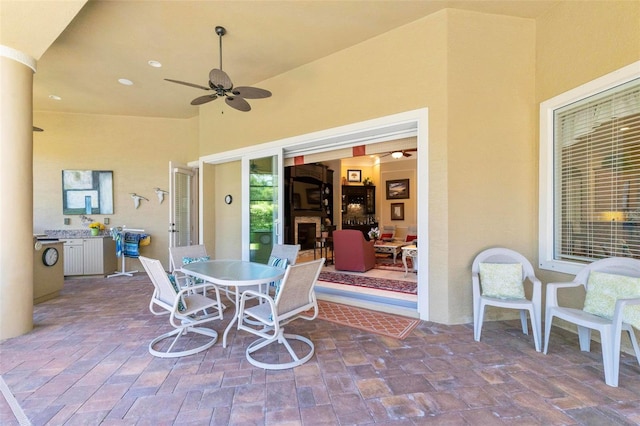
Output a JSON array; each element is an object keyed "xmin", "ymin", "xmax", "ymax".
[
  {"xmin": 33, "ymin": 126, "xmax": 44, "ymax": 132},
  {"xmin": 209, "ymin": 69, "xmax": 233, "ymax": 90},
  {"xmin": 231, "ymin": 86, "xmax": 272, "ymax": 99},
  {"xmin": 225, "ymin": 96, "xmax": 251, "ymax": 112},
  {"xmin": 165, "ymin": 78, "xmax": 211, "ymax": 91},
  {"xmin": 191, "ymin": 94, "xmax": 218, "ymax": 105},
  {"xmin": 403, "ymin": 151, "xmax": 412, "ymax": 157}
]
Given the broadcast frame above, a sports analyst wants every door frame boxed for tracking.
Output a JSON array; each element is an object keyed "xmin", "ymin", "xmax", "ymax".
[{"xmin": 199, "ymin": 108, "xmax": 429, "ymax": 320}]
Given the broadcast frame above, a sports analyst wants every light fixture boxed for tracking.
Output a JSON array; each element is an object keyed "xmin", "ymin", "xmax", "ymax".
[
  {"xmin": 148, "ymin": 60, "xmax": 162, "ymax": 68},
  {"xmin": 391, "ymin": 151, "xmax": 403, "ymax": 159},
  {"xmin": 48, "ymin": 94, "xmax": 61, "ymax": 101},
  {"xmin": 118, "ymin": 78, "xmax": 134, "ymax": 86}
]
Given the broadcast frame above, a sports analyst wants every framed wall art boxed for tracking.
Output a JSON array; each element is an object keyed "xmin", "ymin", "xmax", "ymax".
[
  {"xmin": 391, "ymin": 203, "xmax": 405, "ymax": 220},
  {"xmin": 347, "ymin": 169, "xmax": 362, "ymax": 182},
  {"xmin": 62, "ymin": 170, "xmax": 114, "ymax": 215},
  {"xmin": 386, "ymin": 178, "xmax": 409, "ymax": 199}
]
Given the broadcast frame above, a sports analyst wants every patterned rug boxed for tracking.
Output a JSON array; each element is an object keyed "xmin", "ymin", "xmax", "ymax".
[
  {"xmin": 375, "ymin": 257, "xmax": 412, "ymax": 272},
  {"xmin": 316, "ymin": 300, "xmax": 419, "ymax": 340},
  {"xmin": 318, "ymin": 271, "xmax": 417, "ymax": 295}
]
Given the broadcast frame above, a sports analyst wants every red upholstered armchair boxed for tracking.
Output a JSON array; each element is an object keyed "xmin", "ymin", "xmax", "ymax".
[{"xmin": 333, "ymin": 229, "xmax": 376, "ymax": 272}]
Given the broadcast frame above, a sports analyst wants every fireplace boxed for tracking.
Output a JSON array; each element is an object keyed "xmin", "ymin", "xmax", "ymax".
[
  {"xmin": 294, "ymin": 216, "xmax": 322, "ymax": 250},
  {"xmin": 297, "ymin": 223, "xmax": 316, "ymax": 250}
]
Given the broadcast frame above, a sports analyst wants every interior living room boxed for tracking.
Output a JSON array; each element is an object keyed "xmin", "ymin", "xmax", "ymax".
[{"xmin": 2, "ymin": 2, "xmax": 640, "ymax": 423}]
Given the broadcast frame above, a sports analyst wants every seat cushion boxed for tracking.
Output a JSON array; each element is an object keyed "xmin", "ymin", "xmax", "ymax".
[
  {"xmin": 479, "ymin": 263, "xmax": 524, "ymax": 299},
  {"xmin": 405, "ymin": 235, "xmax": 417, "ymax": 242},
  {"xmin": 583, "ymin": 271, "xmax": 640, "ymax": 329},
  {"xmin": 182, "ymin": 256, "xmax": 210, "ymax": 283}
]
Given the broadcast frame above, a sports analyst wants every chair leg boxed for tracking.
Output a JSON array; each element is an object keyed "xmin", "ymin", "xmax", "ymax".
[
  {"xmin": 600, "ymin": 329, "xmax": 617, "ymax": 387},
  {"xmin": 627, "ymin": 327, "xmax": 640, "ymax": 365},
  {"xmin": 527, "ymin": 307, "xmax": 541, "ymax": 352},
  {"xmin": 543, "ymin": 312, "xmax": 553, "ymax": 354},
  {"xmin": 474, "ymin": 301, "xmax": 485, "ymax": 342},
  {"xmin": 519, "ymin": 310, "xmax": 529, "ymax": 336},
  {"xmin": 577, "ymin": 326, "xmax": 592, "ymax": 352}
]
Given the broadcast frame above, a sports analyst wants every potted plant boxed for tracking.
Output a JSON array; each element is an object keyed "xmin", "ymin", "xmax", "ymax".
[
  {"xmin": 368, "ymin": 226, "xmax": 380, "ymax": 242},
  {"xmin": 363, "ymin": 177, "xmax": 373, "ymax": 186},
  {"xmin": 88, "ymin": 222, "xmax": 105, "ymax": 236}
]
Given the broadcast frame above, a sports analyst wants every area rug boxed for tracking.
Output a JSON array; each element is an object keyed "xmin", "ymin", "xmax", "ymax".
[
  {"xmin": 375, "ymin": 258, "xmax": 412, "ymax": 272},
  {"xmin": 318, "ymin": 271, "xmax": 417, "ymax": 295},
  {"xmin": 316, "ymin": 300, "xmax": 420, "ymax": 340}
]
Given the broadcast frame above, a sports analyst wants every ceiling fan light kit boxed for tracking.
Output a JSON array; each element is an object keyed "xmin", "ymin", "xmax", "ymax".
[{"xmin": 165, "ymin": 25, "xmax": 271, "ymax": 112}]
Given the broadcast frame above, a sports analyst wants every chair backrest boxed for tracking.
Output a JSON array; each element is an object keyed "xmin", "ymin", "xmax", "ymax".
[
  {"xmin": 169, "ymin": 244, "xmax": 208, "ymax": 272},
  {"xmin": 381, "ymin": 225, "xmax": 396, "ymax": 241},
  {"xmin": 274, "ymin": 259, "xmax": 324, "ymax": 316},
  {"xmin": 270, "ymin": 244, "xmax": 301, "ymax": 266},
  {"xmin": 140, "ymin": 256, "xmax": 178, "ymax": 308},
  {"xmin": 574, "ymin": 257, "xmax": 640, "ymax": 288},
  {"xmin": 471, "ymin": 247, "xmax": 535, "ymax": 281},
  {"xmin": 333, "ymin": 230, "xmax": 371, "ymax": 254},
  {"xmin": 405, "ymin": 225, "xmax": 417, "ymax": 242}
]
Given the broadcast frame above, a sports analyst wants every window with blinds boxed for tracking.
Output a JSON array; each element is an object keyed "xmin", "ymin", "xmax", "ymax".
[{"xmin": 554, "ymin": 78, "xmax": 640, "ymax": 263}]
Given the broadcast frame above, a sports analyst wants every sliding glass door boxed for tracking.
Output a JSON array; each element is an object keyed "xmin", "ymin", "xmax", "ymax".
[{"xmin": 242, "ymin": 149, "xmax": 283, "ymax": 262}]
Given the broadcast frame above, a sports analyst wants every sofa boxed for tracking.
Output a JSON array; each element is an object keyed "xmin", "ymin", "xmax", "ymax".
[{"xmin": 332, "ymin": 229, "xmax": 376, "ymax": 272}]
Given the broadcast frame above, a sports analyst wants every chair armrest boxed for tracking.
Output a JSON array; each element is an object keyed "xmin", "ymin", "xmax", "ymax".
[
  {"xmin": 472, "ymin": 273, "xmax": 481, "ymax": 301},
  {"xmin": 545, "ymin": 281, "xmax": 582, "ymax": 309},
  {"xmin": 525, "ymin": 275, "xmax": 542, "ymax": 305},
  {"xmin": 238, "ymin": 289, "xmax": 277, "ymax": 325},
  {"xmin": 613, "ymin": 297, "xmax": 640, "ymax": 321}
]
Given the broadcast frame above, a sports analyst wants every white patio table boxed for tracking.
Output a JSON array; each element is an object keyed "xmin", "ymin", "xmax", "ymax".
[{"xmin": 180, "ymin": 259, "xmax": 285, "ymax": 348}]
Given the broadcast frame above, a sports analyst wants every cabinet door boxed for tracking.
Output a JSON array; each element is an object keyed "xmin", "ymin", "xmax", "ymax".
[
  {"xmin": 63, "ymin": 243, "xmax": 84, "ymax": 276},
  {"xmin": 365, "ymin": 187, "xmax": 375, "ymax": 214},
  {"xmin": 83, "ymin": 238, "xmax": 104, "ymax": 275}
]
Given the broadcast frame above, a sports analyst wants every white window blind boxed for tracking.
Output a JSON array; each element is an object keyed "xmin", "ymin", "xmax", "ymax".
[{"xmin": 554, "ymin": 78, "xmax": 640, "ymax": 262}]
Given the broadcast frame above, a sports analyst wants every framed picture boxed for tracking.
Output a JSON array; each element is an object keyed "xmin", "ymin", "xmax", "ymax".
[
  {"xmin": 391, "ymin": 203, "xmax": 405, "ymax": 221},
  {"xmin": 62, "ymin": 170, "xmax": 114, "ymax": 214},
  {"xmin": 386, "ymin": 178, "xmax": 409, "ymax": 199},
  {"xmin": 347, "ymin": 169, "xmax": 361, "ymax": 182},
  {"xmin": 306, "ymin": 188, "xmax": 321, "ymax": 205}
]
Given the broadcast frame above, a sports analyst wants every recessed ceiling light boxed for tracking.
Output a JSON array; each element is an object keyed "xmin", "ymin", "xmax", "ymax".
[
  {"xmin": 148, "ymin": 60, "xmax": 162, "ymax": 68},
  {"xmin": 48, "ymin": 94, "xmax": 61, "ymax": 101},
  {"xmin": 118, "ymin": 78, "xmax": 134, "ymax": 86}
]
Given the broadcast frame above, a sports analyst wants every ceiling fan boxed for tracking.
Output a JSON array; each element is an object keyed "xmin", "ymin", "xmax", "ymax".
[
  {"xmin": 381, "ymin": 148, "xmax": 417, "ymax": 158},
  {"xmin": 165, "ymin": 26, "xmax": 271, "ymax": 112}
]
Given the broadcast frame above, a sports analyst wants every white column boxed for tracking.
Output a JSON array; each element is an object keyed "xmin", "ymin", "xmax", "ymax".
[{"xmin": 0, "ymin": 46, "xmax": 37, "ymax": 339}]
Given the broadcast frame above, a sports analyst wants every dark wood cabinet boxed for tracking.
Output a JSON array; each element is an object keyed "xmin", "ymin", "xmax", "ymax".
[{"xmin": 284, "ymin": 164, "xmax": 333, "ymax": 247}]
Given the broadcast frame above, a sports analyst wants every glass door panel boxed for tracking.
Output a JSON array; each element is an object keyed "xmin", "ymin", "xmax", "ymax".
[{"xmin": 242, "ymin": 150, "xmax": 283, "ymax": 262}]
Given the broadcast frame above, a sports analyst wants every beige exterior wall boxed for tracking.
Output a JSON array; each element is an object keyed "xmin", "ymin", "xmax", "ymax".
[
  {"xmin": 535, "ymin": 1, "xmax": 640, "ymax": 311},
  {"xmin": 33, "ymin": 112, "xmax": 198, "ymax": 270},
  {"xmin": 30, "ymin": 4, "xmax": 640, "ymax": 325}
]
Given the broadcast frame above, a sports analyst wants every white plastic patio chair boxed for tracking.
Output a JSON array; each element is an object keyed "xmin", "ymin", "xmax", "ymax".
[
  {"xmin": 140, "ymin": 256, "xmax": 224, "ymax": 358},
  {"xmin": 237, "ymin": 258, "xmax": 324, "ymax": 370},
  {"xmin": 544, "ymin": 257, "xmax": 640, "ymax": 387},
  {"xmin": 472, "ymin": 247, "xmax": 542, "ymax": 352}
]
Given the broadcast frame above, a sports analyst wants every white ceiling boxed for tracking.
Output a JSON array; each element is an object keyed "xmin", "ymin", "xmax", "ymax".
[{"xmin": 4, "ymin": 1, "xmax": 560, "ymax": 119}]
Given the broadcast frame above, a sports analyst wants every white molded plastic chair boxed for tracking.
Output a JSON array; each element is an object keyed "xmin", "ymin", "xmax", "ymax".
[
  {"xmin": 140, "ymin": 256, "xmax": 224, "ymax": 358},
  {"xmin": 472, "ymin": 247, "xmax": 542, "ymax": 352},
  {"xmin": 544, "ymin": 257, "xmax": 640, "ymax": 387},
  {"xmin": 237, "ymin": 258, "xmax": 324, "ymax": 370}
]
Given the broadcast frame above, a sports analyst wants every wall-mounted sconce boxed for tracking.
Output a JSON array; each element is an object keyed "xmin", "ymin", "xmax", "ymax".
[{"xmin": 64, "ymin": 218, "xmax": 70, "ymax": 225}]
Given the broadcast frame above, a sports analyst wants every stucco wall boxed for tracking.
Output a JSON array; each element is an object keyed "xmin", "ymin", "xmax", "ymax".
[
  {"xmin": 535, "ymin": 1, "xmax": 640, "ymax": 310},
  {"xmin": 33, "ymin": 112, "xmax": 199, "ymax": 270},
  {"xmin": 30, "ymin": 3, "xmax": 640, "ymax": 325}
]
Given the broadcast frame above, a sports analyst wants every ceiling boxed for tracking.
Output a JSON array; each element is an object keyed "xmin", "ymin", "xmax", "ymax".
[{"xmin": 3, "ymin": 1, "xmax": 560, "ymax": 120}]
